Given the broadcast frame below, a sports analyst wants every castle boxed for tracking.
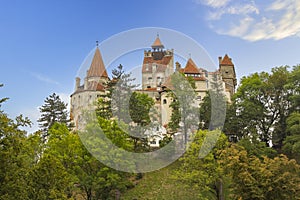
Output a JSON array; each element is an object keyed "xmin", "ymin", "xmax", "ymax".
[{"xmin": 70, "ymin": 36, "xmax": 237, "ymax": 143}]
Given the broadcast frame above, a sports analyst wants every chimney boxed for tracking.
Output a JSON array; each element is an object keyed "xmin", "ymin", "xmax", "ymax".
[
  {"xmin": 175, "ymin": 61, "xmax": 181, "ymax": 72},
  {"xmin": 75, "ymin": 77, "xmax": 80, "ymax": 90},
  {"xmin": 218, "ymin": 56, "xmax": 222, "ymax": 64}
]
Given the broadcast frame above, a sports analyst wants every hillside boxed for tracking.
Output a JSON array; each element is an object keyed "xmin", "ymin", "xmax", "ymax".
[{"xmin": 121, "ymin": 161, "xmax": 202, "ymax": 200}]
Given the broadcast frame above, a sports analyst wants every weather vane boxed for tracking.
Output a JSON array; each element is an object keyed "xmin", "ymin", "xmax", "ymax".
[{"xmin": 96, "ymin": 40, "xmax": 99, "ymax": 47}]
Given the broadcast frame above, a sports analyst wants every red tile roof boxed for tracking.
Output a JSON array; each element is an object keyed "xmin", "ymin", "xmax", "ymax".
[
  {"xmin": 87, "ymin": 48, "xmax": 108, "ymax": 78},
  {"xmin": 220, "ymin": 54, "xmax": 234, "ymax": 66},
  {"xmin": 180, "ymin": 58, "xmax": 201, "ymax": 74}
]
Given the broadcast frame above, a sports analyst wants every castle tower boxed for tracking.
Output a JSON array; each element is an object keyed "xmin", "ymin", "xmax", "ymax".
[
  {"xmin": 70, "ymin": 45, "xmax": 109, "ymax": 129},
  {"xmin": 142, "ymin": 35, "xmax": 174, "ymax": 90},
  {"xmin": 218, "ymin": 54, "xmax": 237, "ymax": 96}
]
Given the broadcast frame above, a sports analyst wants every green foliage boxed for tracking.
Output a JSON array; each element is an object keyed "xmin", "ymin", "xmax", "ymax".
[
  {"xmin": 167, "ymin": 72, "xmax": 198, "ymax": 144},
  {"xmin": 38, "ymin": 93, "xmax": 71, "ymax": 137},
  {"xmin": 167, "ymin": 92, "xmax": 180, "ymax": 132},
  {"xmin": 199, "ymin": 74, "xmax": 227, "ymax": 131},
  {"xmin": 28, "ymin": 154, "xmax": 72, "ymax": 200},
  {"xmin": 0, "ymin": 84, "xmax": 9, "ymax": 109},
  {"xmin": 220, "ymin": 144, "xmax": 300, "ymax": 200},
  {"xmin": 283, "ymin": 112, "xmax": 300, "ymax": 163},
  {"xmin": 225, "ymin": 67, "xmax": 292, "ymax": 147},
  {"xmin": 237, "ymin": 138, "xmax": 277, "ymax": 159},
  {"xmin": 95, "ymin": 64, "xmax": 126, "ymax": 120},
  {"xmin": 174, "ymin": 130, "xmax": 229, "ymax": 199},
  {"xmin": 0, "ymin": 84, "xmax": 32, "ymax": 199},
  {"xmin": 45, "ymin": 122, "xmax": 133, "ymax": 200},
  {"xmin": 110, "ymin": 65, "xmax": 138, "ymax": 124},
  {"xmin": 287, "ymin": 65, "xmax": 300, "ymax": 110},
  {"xmin": 0, "ymin": 109, "xmax": 32, "ymax": 200},
  {"xmin": 129, "ymin": 92, "xmax": 154, "ymax": 126}
]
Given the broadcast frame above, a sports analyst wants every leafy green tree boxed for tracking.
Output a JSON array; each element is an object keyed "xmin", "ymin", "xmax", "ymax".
[
  {"xmin": 168, "ymin": 92, "xmax": 180, "ymax": 132},
  {"xmin": 129, "ymin": 92, "xmax": 154, "ymax": 126},
  {"xmin": 220, "ymin": 144, "xmax": 300, "ymax": 200},
  {"xmin": 129, "ymin": 92, "xmax": 154, "ymax": 151},
  {"xmin": 282, "ymin": 112, "xmax": 300, "ymax": 163},
  {"xmin": 41, "ymin": 122, "xmax": 134, "ymax": 200},
  {"xmin": 167, "ymin": 72, "xmax": 198, "ymax": 144},
  {"xmin": 174, "ymin": 130, "xmax": 228, "ymax": 199},
  {"xmin": 287, "ymin": 65, "xmax": 300, "ymax": 111},
  {"xmin": 0, "ymin": 85, "xmax": 32, "ymax": 200},
  {"xmin": 38, "ymin": 93, "xmax": 71, "ymax": 138},
  {"xmin": 237, "ymin": 137, "xmax": 277, "ymax": 159},
  {"xmin": 78, "ymin": 117, "xmax": 135, "ymax": 199},
  {"xmin": 225, "ymin": 67, "xmax": 291, "ymax": 147},
  {"xmin": 28, "ymin": 154, "xmax": 72, "ymax": 200}
]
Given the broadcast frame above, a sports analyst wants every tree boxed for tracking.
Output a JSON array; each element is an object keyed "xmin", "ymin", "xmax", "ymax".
[
  {"xmin": 96, "ymin": 64, "xmax": 125, "ymax": 120},
  {"xmin": 128, "ymin": 92, "xmax": 155, "ymax": 151},
  {"xmin": 0, "ymin": 84, "xmax": 9, "ymax": 108},
  {"xmin": 78, "ymin": 117, "xmax": 135, "ymax": 199},
  {"xmin": 0, "ymin": 84, "xmax": 32, "ymax": 200},
  {"xmin": 96, "ymin": 64, "xmax": 138, "ymax": 124},
  {"xmin": 282, "ymin": 112, "xmax": 300, "ymax": 163},
  {"xmin": 220, "ymin": 144, "xmax": 300, "ymax": 200},
  {"xmin": 174, "ymin": 130, "xmax": 229, "ymax": 199},
  {"xmin": 129, "ymin": 92, "xmax": 154, "ymax": 126},
  {"xmin": 38, "ymin": 93, "xmax": 70, "ymax": 137},
  {"xmin": 287, "ymin": 65, "xmax": 300, "ymax": 111},
  {"xmin": 224, "ymin": 67, "xmax": 291, "ymax": 147},
  {"xmin": 167, "ymin": 72, "xmax": 198, "ymax": 144},
  {"xmin": 199, "ymin": 74, "xmax": 227, "ymax": 131},
  {"xmin": 28, "ymin": 154, "xmax": 72, "ymax": 200}
]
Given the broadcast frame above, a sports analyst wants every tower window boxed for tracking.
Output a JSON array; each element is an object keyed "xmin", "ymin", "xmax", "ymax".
[{"xmin": 163, "ymin": 99, "xmax": 167, "ymax": 104}]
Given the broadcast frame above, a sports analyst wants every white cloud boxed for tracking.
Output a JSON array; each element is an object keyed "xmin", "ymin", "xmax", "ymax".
[
  {"xmin": 267, "ymin": 0, "xmax": 292, "ymax": 11},
  {"xmin": 208, "ymin": 2, "xmax": 259, "ymax": 20},
  {"xmin": 225, "ymin": 17, "xmax": 255, "ymax": 37},
  {"xmin": 31, "ymin": 72, "xmax": 60, "ymax": 85},
  {"xmin": 198, "ymin": 0, "xmax": 300, "ymax": 41},
  {"xmin": 195, "ymin": 0, "xmax": 232, "ymax": 8}
]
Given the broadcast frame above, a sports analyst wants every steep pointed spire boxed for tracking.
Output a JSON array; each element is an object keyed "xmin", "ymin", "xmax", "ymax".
[
  {"xmin": 87, "ymin": 47, "xmax": 108, "ymax": 78},
  {"xmin": 151, "ymin": 34, "xmax": 164, "ymax": 49},
  {"xmin": 220, "ymin": 54, "xmax": 234, "ymax": 66}
]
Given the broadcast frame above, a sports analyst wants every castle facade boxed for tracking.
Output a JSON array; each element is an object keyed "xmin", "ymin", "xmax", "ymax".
[{"xmin": 70, "ymin": 36, "xmax": 237, "ymax": 139}]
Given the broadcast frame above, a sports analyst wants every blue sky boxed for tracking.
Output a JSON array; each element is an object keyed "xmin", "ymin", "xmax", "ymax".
[{"xmin": 0, "ymin": 0, "xmax": 300, "ymax": 132}]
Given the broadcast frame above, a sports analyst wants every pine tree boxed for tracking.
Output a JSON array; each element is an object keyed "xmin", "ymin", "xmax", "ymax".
[
  {"xmin": 38, "ymin": 93, "xmax": 70, "ymax": 136},
  {"xmin": 96, "ymin": 64, "xmax": 125, "ymax": 119}
]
